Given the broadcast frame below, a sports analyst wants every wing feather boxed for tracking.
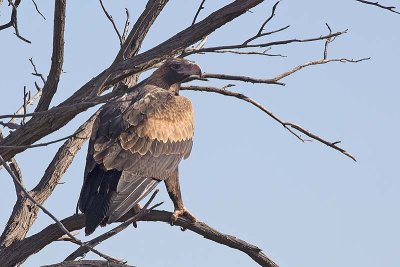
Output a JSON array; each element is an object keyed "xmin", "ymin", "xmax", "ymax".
[{"xmin": 80, "ymin": 86, "xmax": 195, "ymax": 225}]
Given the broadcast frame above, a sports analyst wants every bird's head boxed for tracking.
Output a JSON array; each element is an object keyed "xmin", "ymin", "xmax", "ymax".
[{"xmin": 149, "ymin": 58, "xmax": 202, "ymax": 91}]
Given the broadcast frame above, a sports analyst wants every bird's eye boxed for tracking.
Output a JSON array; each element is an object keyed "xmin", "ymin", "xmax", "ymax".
[{"xmin": 170, "ymin": 64, "xmax": 180, "ymax": 70}]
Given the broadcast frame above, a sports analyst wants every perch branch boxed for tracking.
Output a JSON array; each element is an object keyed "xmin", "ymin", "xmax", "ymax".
[
  {"xmin": 0, "ymin": 209, "xmax": 278, "ymax": 267},
  {"xmin": 65, "ymin": 190, "xmax": 162, "ymax": 261}
]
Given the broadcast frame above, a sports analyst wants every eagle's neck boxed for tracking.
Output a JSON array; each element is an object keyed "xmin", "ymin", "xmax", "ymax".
[{"xmin": 147, "ymin": 77, "xmax": 180, "ymax": 94}]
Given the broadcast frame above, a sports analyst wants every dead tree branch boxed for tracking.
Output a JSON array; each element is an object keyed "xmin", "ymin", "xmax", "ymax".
[
  {"xmin": 99, "ymin": 0, "xmax": 123, "ymax": 46},
  {"xmin": 0, "ymin": 0, "xmax": 31, "ymax": 43},
  {"xmin": 8, "ymin": 158, "xmax": 25, "ymax": 198},
  {"xmin": 0, "ymin": 210, "xmax": 278, "ymax": 267},
  {"xmin": 192, "ymin": 0, "xmax": 206, "ymax": 25},
  {"xmin": 31, "ymin": 0, "xmax": 46, "ymax": 20},
  {"xmin": 0, "ymin": 0, "xmax": 265, "ymax": 162},
  {"xmin": 0, "ymin": 131, "xmax": 84, "ymax": 149},
  {"xmin": 181, "ymin": 85, "xmax": 356, "ymax": 161},
  {"xmin": 355, "ymin": 0, "xmax": 400, "ymax": 14},
  {"xmin": 199, "ymin": 57, "xmax": 369, "ymax": 87},
  {"xmin": 0, "ymin": 115, "xmax": 95, "ymax": 248},
  {"xmin": 43, "ymin": 261, "xmax": 134, "ymax": 267},
  {"xmin": 243, "ymin": 1, "xmax": 282, "ymax": 45},
  {"xmin": 35, "ymin": 0, "xmax": 66, "ymax": 111},
  {"xmin": 64, "ymin": 190, "xmax": 162, "ymax": 261},
  {"xmin": 0, "ymin": 118, "xmax": 123, "ymax": 264}
]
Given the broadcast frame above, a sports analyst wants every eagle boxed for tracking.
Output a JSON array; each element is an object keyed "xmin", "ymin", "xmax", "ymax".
[{"xmin": 77, "ymin": 58, "xmax": 201, "ymax": 235}]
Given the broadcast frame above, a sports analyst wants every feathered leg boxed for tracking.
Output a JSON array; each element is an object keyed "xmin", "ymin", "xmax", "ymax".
[{"xmin": 164, "ymin": 168, "xmax": 196, "ymax": 225}]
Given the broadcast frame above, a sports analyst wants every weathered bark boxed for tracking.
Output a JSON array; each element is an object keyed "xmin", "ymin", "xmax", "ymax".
[
  {"xmin": 0, "ymin": 116, "xmax": 95, "ymax": 248},
  {"xmin": 0, "ymin": 210, "xmax": 278, "ymax": 267},
  {"xmin": 35, "ymin": 0, "xmax": 66, "ymax": 112},
  {"xmin": 0, "ymin": 0, "xmax": 265, "ymax": 162}
]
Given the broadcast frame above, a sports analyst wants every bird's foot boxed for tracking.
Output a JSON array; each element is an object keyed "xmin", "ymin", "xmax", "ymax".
[{"xmin": 170, "ymin": 207, "xmax": 197, "ymax": 226}]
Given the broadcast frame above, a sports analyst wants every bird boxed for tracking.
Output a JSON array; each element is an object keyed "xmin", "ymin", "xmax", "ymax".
[{"xmin": 77, "ymin": 58, "xmax": 201, "ymax": 235}]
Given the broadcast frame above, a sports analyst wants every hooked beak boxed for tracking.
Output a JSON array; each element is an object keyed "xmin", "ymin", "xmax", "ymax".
[{"xmin": 179, "ymin": 62, "xmax": 202, "ymax": 78}]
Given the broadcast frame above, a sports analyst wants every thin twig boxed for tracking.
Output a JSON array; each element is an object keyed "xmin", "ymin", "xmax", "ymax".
[
  {"xmin": 355, "ymin": 0, "xmax": 400, "ymax": 14},
  {"xmin": 243, "ymin": 1, "xmax": 281, "ymax": 45},
  {"xmin": 183, "ymin": 30, "xmax": 347, "ymax": 57},
  {"xmin": 192, "ymin": 0, "xmax": 206, "ymax": 25},
  {"xmin": 22, "ymin": 86, "xmax": 28, "ymax": 125},
  {"xmin": 99, "ymin": 0, "xmax": 123, "ymax": 46},
  {"xmin": 0, "ymin": 155, "xmax": 123, "ymax": 263},
  {"xmin": 200, "ymin": 49, "xmax": 286, "ymax": 57},
  {"xmin": 6, "ymin": 0, "xmax": 31, "ymax": 43},
  {"xmin": 197, "ymin": 57, "xmax": 369, "ymax": 87},
  {"xmin": 29, "ymin": 58, "xmax": 46, "ymax": 84},
  {"xmin": 270, "ymin": 57, "xmax": 370, "ymax": 84},
  {"xmin": 0, "ymin": 131, "xmax": 85, "ymax": 149},
  {"xmin": 324, "ymin": 23, "xmax": 333, "ymax": 59},
  {"xmin": 31, "ymin": 0, "xmax": 46, "ymax": 20},
  {"xmin": 182, "ymin": 85, "xmax": 356, "ymax": 161},
  {"xmin": 65, "ymin": 190, "xmax": 162, "ymax": 261},
  {"xmin": 121, "ymin": 8, "xmax": 130, "ymax": 42}
]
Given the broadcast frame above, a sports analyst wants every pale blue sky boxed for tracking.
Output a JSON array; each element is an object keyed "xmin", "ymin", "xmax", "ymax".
[{"xmin": 1, "ymin": 1, "xmax": 399, "ymax": 266}]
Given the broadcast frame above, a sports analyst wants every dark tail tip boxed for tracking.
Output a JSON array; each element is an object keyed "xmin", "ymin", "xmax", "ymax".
[{"xmin": 84, "ymin": 225, "xmax": 96, "ymax": 236}]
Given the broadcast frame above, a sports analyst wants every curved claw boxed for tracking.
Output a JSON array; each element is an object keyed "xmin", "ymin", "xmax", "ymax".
[{"xmin": 170, "ymin": 207, "xmax": 197, "ymax": 226}]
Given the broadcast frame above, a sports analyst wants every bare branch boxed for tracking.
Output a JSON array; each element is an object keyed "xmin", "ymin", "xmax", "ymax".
[
  {"xmin": 197, "ymin": 57, "xmax": 369, "ymax": 87},
  {"xmin": 183, "ymin": 30, "xmax": 346, "ymax": 57},
  {"xmin": 0, "ymin": 0, "xmax": 266, "ymax": 162},
  {"xmin": 29, "ymin": 58, "xmax": 46, "ymax": 84},
  {"xmin": 243, "ymin": 1, "xmax": 281, "ymax": 45},
  {"xmin": 121, "ymin": 8, "xmax": 130, "ymax": 42},
  {"xmin": 31, "ymin": 0, "xmax": 46, "ymax": 20},
  {"xmin": 194, "ymin": 48, "xmax": 286, "ymax": 57},
  {"xmin": 43, "ymin": 261, "xmax": 134, "ymax": 267},
  {"xmin": 1, "ymin": 209, "xmax": 278, "ymax": 267},
  {"xmin": 0, "ymin": 0, "xmax": 31, "ymax": 43},
  {"xmin": 65, "ymin": 190, "xmax": 161, "ymax": 261},
  {"xmin": 8, "ymin": 159, "xmax": 24, "ymax": 198},
  {"xmin": 192, "ymin": 0, "xmax": 206, "ymax": 25},
  {"xmin": 35, "ymin": 0, "xmax": 66, "ymax": 111},
  {"xmin": 0, "ymin": 131, "xmax": 84, "ymax": 149},
  {"xmin": 201, "ymin": 73, "xmax": 284, "ymax": 85},
  {"xmin": 270, "ymin": 57, "xmax": 370, "ymax": 84},
  {"xmin": 355, "ymin": 0, "xmax": 400, "ymax": 14},
  {"xmin": 0, "ymin": 115, "xmax": 95, "ymax": 249},
  {"xmin": 99, "ymin": 0, "xmax": 123, "ymax": 46},
  {"xmin": 0, "ymin": 130, "xmax": 122, "ymax": 263},
  {"xmin": 181, "ymin": 85, "xmax": 357, "ymax": 161}
]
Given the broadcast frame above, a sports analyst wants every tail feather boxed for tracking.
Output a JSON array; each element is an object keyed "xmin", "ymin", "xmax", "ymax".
[
  {"xmin": 77, "ymin": 165, "xmax": 121, "ymax": 235},
  {"xmin": 107, "ymin": 174, "xmax": 159, "ymax": 223}
]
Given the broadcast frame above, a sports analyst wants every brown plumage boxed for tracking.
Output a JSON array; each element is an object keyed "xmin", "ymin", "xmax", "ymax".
[{"xmin": 77, "ymin": 58, "xmax": 201, "ymax": 235}]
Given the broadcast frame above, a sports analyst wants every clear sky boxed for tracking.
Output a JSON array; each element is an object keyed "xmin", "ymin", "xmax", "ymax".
[{"xmin": 1, "ymin": 1, "xmax": 399, "ymax": 266}]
